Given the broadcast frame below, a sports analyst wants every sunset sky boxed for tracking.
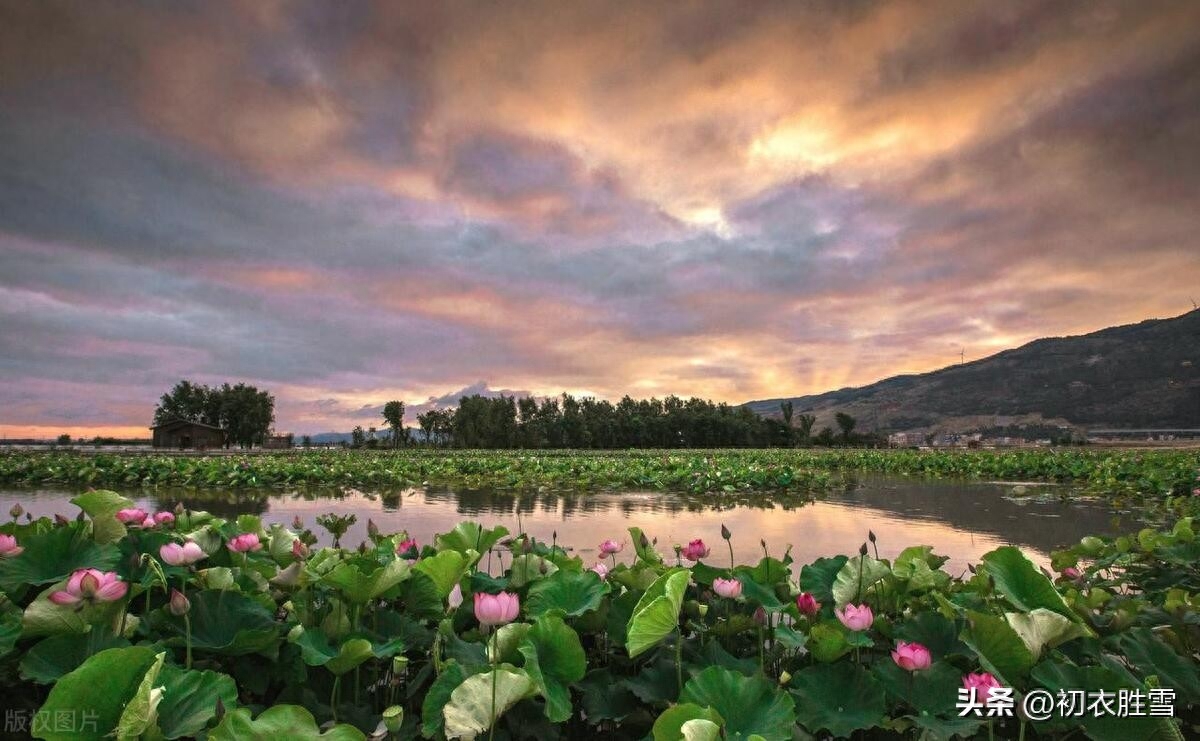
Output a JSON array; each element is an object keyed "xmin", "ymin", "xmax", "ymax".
[{"xmin": 2, "ymin": 1, "xmax": 1199, "ymax": 438}]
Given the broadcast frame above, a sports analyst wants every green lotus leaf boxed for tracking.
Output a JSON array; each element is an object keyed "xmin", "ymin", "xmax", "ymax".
[
  {"xmin": 873, "ymin": 659, "xmax": 963, "ymax": 715},
  {"xmin": 680, "ymin": 666, "xmax": 796, "ymax": 741},
  {"xmin": 960, "ymin": 610, "xmax": 1036, "ymax": 685},
  {"xmin": 322, "ymin": 557, "xmax": 410, "ymax": 604},
  {"xmin": 1031, "ymin": 659, "xmax": 1186, "ymax": 741},
  {"xmin": 421, "ymin": 660, "xmax": 473, "ymax": 738},
  {"xmin": 981, "ymin": 546, "xmax": 1077, "ymax": 620},
  {"xmin": 798, "ymin": 555, "xmax": 848, "ymax": 606},
  {"xmin": 653, "ymin": 703, "xmax": 724, "ymax": 741},
  {"xmin": 70, "ymin": 490, "xmax": 134, "ymax": 545},
  {"xmin": 1113, "ymin": 627, "xmax": 1200, "ymax": 705},
  {"xmin": 1005, "ymin": 608, "xmax": 1091, "ymax": 658},
  {"xmin": 791, "ymin": 662, "xmax": 886, "ymax": 738},
  {"xmin": 436, "ymin": 522, "xmax": 509, "ymax": 556},
  {"xmin": 831, "ymin": 555, "xmax": 892, "ymax": 607},
  {"xmin": 443, "ymin": 665, "xmax": 536, "ymax": 740},
  {"xmin": 414, "ymin": 550, "xmax": 471, "ymax": 598},
  {"xmin": 288, "ymin": 626, "xmax": 375, "ymax": 675},
  {"xmin": 148, "ymin": 589, "xmax": 279, "ymax": 657},
  {"xmin": 154, "ymin": 664, "xmax": 239, "ymax": 739},
  {"xmin": 20, "ymin": 631, "xmax": 129, "ymax": 684},
  {"xmin": 526, "ymin": 568, "xmax": 611, "ymax": 618},
  {"xmin": 627, "ymin": 568, "xmax": 689, "ymax": 658},
  {"xmin": 209, "ymin": 704, "xmax": 365, "ymax": 741},
  {"xmin": 508, "ymin": 554, "xmax": 558, "ymax": 588},
  {"xmin": 806, "ymin": 621, "xmax": 851, "ymax": 663},
  {"xmin": 0, "ymin": 524, "xmax": 121, "ymax": 593},
  {"xmin": 32, "ymin": 646, "xmax": 159, "ymax": 741},
  {"xmin": 115, "ymin": 650, "xmax": 166, "ymax": 741},
  {"xmin": 518, "ymin": 613, "xmax": 587, "ymax": 722}
]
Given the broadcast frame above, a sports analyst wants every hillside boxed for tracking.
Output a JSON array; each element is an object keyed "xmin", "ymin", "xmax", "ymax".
[{"xmin": 743, "ymin": 309, "xmax": 1200, "ymax": 433}]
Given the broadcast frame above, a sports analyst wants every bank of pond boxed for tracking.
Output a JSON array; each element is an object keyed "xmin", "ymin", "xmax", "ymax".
[{"xmin": 0, "ymin": 489, "xmax": 1197, "ymax": 739}]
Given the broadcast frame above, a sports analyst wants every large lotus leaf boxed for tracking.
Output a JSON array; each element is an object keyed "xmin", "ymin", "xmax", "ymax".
[
  {"xmin": 1005, "ymin": 608, "xmax": 1091, "ymax": 658},
  {"xmin": 653, "ymin": 704, "xmax": 724, "ymax": 741},
  {"xmin": 288, "ymin": 626, "xmax": 374, "ymax": 675},
  {"xmin": 0, "ymin": 524, "xmax": 120, "ymax": 592},
  {"xmin": 489, "ymin": 623, "xmax": 532, "ymax": 664},
  {"xmin": 732, "ymin": 568, "xmax": 785, "ymax": 611},
  {"xmin": 798, "ymin": 555, "xmax": 848, "ymax": 606},
  {"xmin": 627, "ymin": 657, "xmax": 682, "ymax": 704},
  {"xmin": 577, "ymin": 668, "xmax": 642, "ymax": 723},
  {"xmin": 21, "ymin": 582, "xmax": 125, "ymax": 638},
  {"xmin": 806, "ymin": 621, "xmax": 851, "ymax": 663},
  {"xmin": 116, "ymin": 650, "xmax": 166, "ymax": 741},
  {"xmin": 518, "ymin": 613, "xmax": 587, "ymax": 722},
  {"xmin": 443, "ymin": 665, "xmax": 537, "ymax": 740},
  {"xmin": 20, "ymin": 631, "xmax": 129, "ymax": 683},
  {"xmin": 901, "ymin": 559, "xmax": 952, "ymax": 592},
  {"xmin": 981, "ymin": 546, "xmax": 1076, "ymax": 620},
  {"xmin": 209, "ymin": 704, "xmax": 365, "ymax": 741},
  {"xmin": 396, "ymin": 570, "xmax": 445, "ymax": 621},
  {"xmin": 526, "ymin": 568, "xmax": 611, "ymax": 618},
  {"xmin": 0, "ymin": 610, "xmax": 22, "ymax": 658},
  {"xmin": 422, "ymin": 661, "xmax": 473, "ymax": 738},
  {"xmin": 70, "ymin": 490, "xmax": 134, "ymax": 545},
  {"xmin": 436, "ymin": 522, "xmax": 509, "ymax": 555},
  {"xmin": 266, "ymin": 523, "xmax": 300, "ymax": 566},
  {"xmin": 508, "ymin": 554, "xmax": 558, "ymax": 588},
  {"xmin": 155, "ymin": 664, "xmax": 239, "ymax": 739},
  {"xmin": 892, "ymin": 545, "xmax": 949, "ymax": 576},
  {"xmin": 873, "ymin": 659, "xmax": 963, "ymax": 715},
  {"xmin": 628, "ymin": 526, "xmax": 663, "ymax": 564},
  {"xmin": 150, "ymin": 589, "xmax": 279, "ymax": 657},
  {"xmin": 960, "ymin": 610, "xmax": 1035, "ymax": 685},
  {"xmin": 32, "ymin": 646, "xmax": 158, "ymax": 741},
  {"xmin": 790, "ymin": 662, "xmax": 887, "ymax": 738},
  {"xmin": 831, "ymin": 555, "xmax": 892, "ymax": 607},
  {"xmin": 1113, "ymin": 627, "xmax": 1200, "ymax": 705},
  {"xmin": 627, "ymin": 568, "xmax": 690, "ymax": 658},
  {"xmin": 911, "ymin": 714, "xmax": 987, "ymax": 741},
  {"xmin": 1030, "ymin": 659, "xmax": 1186, "ymax": 741},
  {"xmin": 893, "ymin": 611, "xmax": 965, "ymax": 660},
  {"xmin": 414, "ymin": 550, "xmax": 471, "ymax": 598},
  {"xmin": 322, "ymin": 557, "xmax": 410, "ymax": 604},
  {"xmin": 680, "ymin": 666, "xmax": 796, "ymax": 741}
]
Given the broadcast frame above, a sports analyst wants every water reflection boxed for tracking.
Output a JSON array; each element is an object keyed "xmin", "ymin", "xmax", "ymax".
[{"xmin": 0, "ymin": 477, "xmax": 1135, "ymax": 574}]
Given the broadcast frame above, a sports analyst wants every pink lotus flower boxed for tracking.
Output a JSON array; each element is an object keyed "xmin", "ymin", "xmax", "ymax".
[
  {"xmin": 795, "ymin": 592, "xmax": 820, "ymax": 617},
  {"xmin": 598, "ymin": 539, "xmax": 624, "ymax": 556},
  {"xmin": 115, "ymin": 508, "xmax": 147, "ymax": 524},
  {"xmin": 138, "ymin": 516, "xmax": 158, "ymax": 529},
  {"xmin": 1060, "ymin": 566, "xmax": 1082, "ymax": 581},
  {"xmin": 291, "ymin": 539, "xmax": 309, "ymax": 560},
  {"xmin": 682, "ymin": 539, "xmax": 710, "ymax": 561},
  {"xmin": 0, "ymin": 534, "xmax": 23, "ymax": 558},
  {"xmin": 712, "ymin": 577, "xmax": 743, "ymax": 599},
  {"xmin": 49, "ymin": 569, "xmax": 128, "ymax": 607},
  {"xmin": 835, "ymin": 603, "xmax": 874, "ymax": 631},
  {"xmin": 962, "ymin": 672, "xmax": 1003, "ymax": 705},
  {"xmin": 590, "ymin": 562, "xmax": 610, "ymax": 579},
  {"xmin": 891, "ymin": 641, "xmax": 932, "ymax": 671},
  {"xmin": 153, "ymin": 511, "xmax": 175, "ymax": 526},
  {"xmin": 448, "ymin": 583, "xmax": 463, "ymax": 609},
  {"xmin": 168, "ymin": 588, "xmax": 190, "ymax": 616},
  {"xmin": 160, "ymin": 541, "xmax": 206, "ymax": 566},
  {"xmin": 395, "ymin": 538, "xmax": 418, "ymax": 558},
  {"xmin": 474, "ymin": 591, "xmax": 520, "ymax": 628},
  {"xmin": 227, "ymin": 533, "xmax": 262, "ymax": 553}
]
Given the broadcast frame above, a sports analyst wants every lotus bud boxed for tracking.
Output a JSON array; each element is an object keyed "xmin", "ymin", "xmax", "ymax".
[
  {"xmin": 24, "ymin": 513, "xmax": 32, "ymax": 522},
  {"xmin": 174, "ymin": 502, "xmax": 185, "ymax": 516},
  {"xmin": 698, "ymin": 603, "xmax": 709, "ymax": 618},
  {"xmin": 54, "ymin": 514, "xmax": 70, "ymax": 527},
  {"xmin": 168, "ymin": 588, "xmax": 190, "ymax": 616},
  {"xmin": 753, "ymin": 606, "xmax": 768, "ymax": 625},
  {"xmin": 720, "ymin": 523, "xmax": 731, "ymax": 540},
  {"xmin": 859, "ymin": 542, "xmax": 869, "ymax": 556},
  {"xmin": 779, "ymin": 671, "xmax": 792, "ymax": 686},
  {"xmin": 383, "ymin": 705, "xmax": 404, "ymax": 733},
  {"xmin": 9, "ymin": 503, "xmax": 23, "ymax": 519},
  {"xmin": 367, "ymin": 519, "xmax": 379, "ymax": 539},
  {"xmin": 292, "ymin": 515, "xmax": 304, "ymax": 530},
  {"xmin": 868, "ymin": 530, "xmax": 877, "ymax": 544}
]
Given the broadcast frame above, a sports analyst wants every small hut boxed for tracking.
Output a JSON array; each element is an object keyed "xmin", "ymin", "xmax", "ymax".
[{"xmin": 151, "ymin": 420, "xmax": 226, "ymax": 450}]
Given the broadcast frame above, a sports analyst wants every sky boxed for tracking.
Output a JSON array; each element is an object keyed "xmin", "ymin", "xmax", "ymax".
[{"xmin": 2, "ymin": 1, "xmax": 1199, "ymax": 438}]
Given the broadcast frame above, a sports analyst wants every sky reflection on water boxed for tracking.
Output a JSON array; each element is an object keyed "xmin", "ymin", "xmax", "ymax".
[{"xmin": 0, "ymin": 476, "xmax": 1133, "ymax": 574}]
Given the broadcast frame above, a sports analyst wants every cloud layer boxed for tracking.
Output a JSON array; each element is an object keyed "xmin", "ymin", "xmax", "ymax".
[{"xmin": 2, "ymin": 1, "xmax": 1198, "ymax": 436}]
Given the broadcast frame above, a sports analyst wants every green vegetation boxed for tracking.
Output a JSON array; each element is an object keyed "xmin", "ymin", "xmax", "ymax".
[{"xmin": 0, "ymin": 492, "xmax": 1197, "ymax": 739}]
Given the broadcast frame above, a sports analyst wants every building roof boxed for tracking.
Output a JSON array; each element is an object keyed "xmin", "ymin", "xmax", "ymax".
[{"xmin": 150, "ymin": 418, "xmax": 226, "ymax": 432}]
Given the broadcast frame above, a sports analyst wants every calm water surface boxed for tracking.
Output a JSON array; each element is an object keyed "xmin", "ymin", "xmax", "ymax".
[{"xmin": 0, "ymin": 477, "xmax": 1135, "ymax": 574}]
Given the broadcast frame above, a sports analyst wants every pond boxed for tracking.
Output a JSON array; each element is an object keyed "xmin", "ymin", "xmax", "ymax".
[{"xmin": 0, "ymin": 475, "xmax": 1136, "ymax": 573}]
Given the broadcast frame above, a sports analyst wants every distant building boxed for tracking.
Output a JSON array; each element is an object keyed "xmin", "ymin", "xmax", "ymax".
[
  {"xmin": 151, "ymin": 420, "xmax": 226, "ymax": 449},
  {"xmin": 263, "ymin": 433, "xmax": 294, "ymax": 449}
]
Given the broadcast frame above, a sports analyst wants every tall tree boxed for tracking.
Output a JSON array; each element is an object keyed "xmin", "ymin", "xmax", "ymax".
[
  {"xmin": 154, "ymin": 380, "xmax": 273, "ymax": 448},
  {"xmin": 835, "ymin": 412, "xmax": 857, "ymax": 443},
  {"xmin": 780, "ymin": 401, "xmax": 794, "ymax": 446},
  {"xmin": 795, "ymin": 413, "xmax": 816, "ymax": 445},
  {"xmin": 382, "ymin": 401, "xmax": 405, "ymax": 448}
]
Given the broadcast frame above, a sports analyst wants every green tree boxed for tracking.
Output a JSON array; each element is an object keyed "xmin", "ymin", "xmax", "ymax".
[
  {"xmin": 795, "ymin": 413, "xmax": 816, "ymax": 445},
  {"xmin": 55, "ymin": 433, "xmax": 71, "ymax": 446},
  {"xmin": 301, "ymin": 435, "xmax": 312, "ymax": 448},
  {"xmin": 154, "ymin": 380, "xmax": 273, "ymax": 448},
  {"xmin": 834, "ymin": 412, "xmax": 857, "ymax": 443},
  {"xmin": 779, "ymin": 401, "xmax": 794, "ymax": 446},
  {"xmin": 350, "ymin": 425, "xmax": 365, "ymax": 448},
  {"xmin": 382, "ymin": 400, "xmax": 406, "ymax": 448}
]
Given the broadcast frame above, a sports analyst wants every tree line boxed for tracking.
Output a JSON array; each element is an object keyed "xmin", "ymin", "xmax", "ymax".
[
  {"xmin": 153, "ymin": 380, "xmax": 275, "ymax": 448},
  {"xmin": 338, "ymin": 393, "xmax": 877, "ymax": 449}
]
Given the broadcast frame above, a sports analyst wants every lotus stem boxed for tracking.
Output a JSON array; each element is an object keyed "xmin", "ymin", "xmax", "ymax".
[
  {"xmin": 489, "ymin": 631, "xmax": 498, "ymax": 741},
  {"xmin": 331, "ymin": 675, "xmax": 341, "ymax": 722},
  {"xmin": 727, "ymin": 539, "xmax": 735, "ymax": 571},
  {"xmin": 675, "ymin": 627, "xmax": 684, "ymax": 695},
  {"xmin": 184, "ymin": 613, "xmax": 192, "ymax": 670}
]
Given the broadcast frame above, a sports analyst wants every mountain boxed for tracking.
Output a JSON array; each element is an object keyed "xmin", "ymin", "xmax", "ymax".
[{"xmin": 743, "ymin": 309, "xmax": 1200, "ymax": 433}]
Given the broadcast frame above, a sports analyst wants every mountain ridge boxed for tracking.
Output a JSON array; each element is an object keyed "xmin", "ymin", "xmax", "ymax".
[{"xmin": 742, "ymin": 309, "xmax": 1200, "ymax": 433}]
